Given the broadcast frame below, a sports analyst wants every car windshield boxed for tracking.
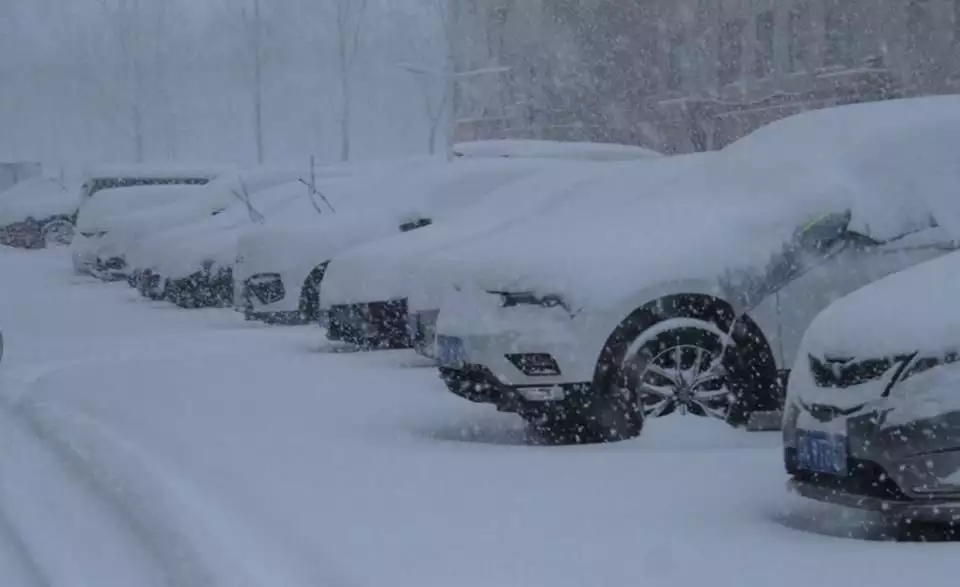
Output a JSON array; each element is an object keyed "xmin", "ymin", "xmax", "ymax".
[{"xmin": 5, "ymin": 2, "xmax": 960, "ymax": 586}]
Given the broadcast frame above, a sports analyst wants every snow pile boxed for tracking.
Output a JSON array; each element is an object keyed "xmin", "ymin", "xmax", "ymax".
[
  {"xmin": 453, "ymin": 139, "xmax": 662, "ymax": 161},
  {"xmin": 426, "ymin": 96, "xmax": 960, "ymax": 309},
  {"xmin": 0, "ymin": 177, "xmax": 76, "ymax": 226}
]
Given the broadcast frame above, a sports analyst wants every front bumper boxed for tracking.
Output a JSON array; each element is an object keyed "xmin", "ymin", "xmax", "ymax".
[
  {"xmin": 439, "ymin": 364, "xmax": 591, "ymax": 414},
  {"xmin": 788, "ymin": 477, "xmax": 960, "ymax": 523},
  {"xmin": 327, "ymin": 300, "xmax": 411, "ymax": 349}
]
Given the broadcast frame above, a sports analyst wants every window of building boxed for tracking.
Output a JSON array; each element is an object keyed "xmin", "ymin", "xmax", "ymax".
[
  {"xmin": 718, "ymin": 18, "xmax": 745, "ymax": 85},
  {"xmin": 823, "ymin": 6, "xmax": 852, "ymax": 66},
  {"xmin": 754, "ymin": 10, "xmax": 775, "ymax": 78},
  {"xmin": 666, "ymin": 31, "xmax": 685, "ymax": 90},
  {"xmin": 787, "ymin": 7, "xmax": 808, "ymax": 72}
]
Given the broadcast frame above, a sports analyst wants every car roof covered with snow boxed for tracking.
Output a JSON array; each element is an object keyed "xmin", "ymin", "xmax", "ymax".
[
  {"xmin": 424, "ymin": 96, "xmax": 960, "ymax": 309},
  {"xmin": 799, "ymin": 249, "xmax": 960, "ymax": 358},
  {"xmin": 452, "ymin": 139, "xmax": 662, "ymax": 161}
]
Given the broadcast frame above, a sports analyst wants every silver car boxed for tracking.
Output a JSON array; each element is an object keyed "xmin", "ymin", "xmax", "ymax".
[{"xmin": 785, "ymin": 250, "xmax": 960, "ymax": 535}]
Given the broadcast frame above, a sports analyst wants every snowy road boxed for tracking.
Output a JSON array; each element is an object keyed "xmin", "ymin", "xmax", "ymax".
[{"xmin": 1, "ymin": 246, "xmax": 958, "ymax": 586}]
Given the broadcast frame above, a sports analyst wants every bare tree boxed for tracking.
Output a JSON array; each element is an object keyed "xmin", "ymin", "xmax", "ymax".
[
  {"xmin": 235, "ymin": 0, "xmax": 268, "ymax": 164},
  {"xmin": 333, "ymin": 0, "xmax": 369, "ymax": 161},
  {"xmin": 98, "ymin": 0, "xmax": 149, "ymax": 162}
]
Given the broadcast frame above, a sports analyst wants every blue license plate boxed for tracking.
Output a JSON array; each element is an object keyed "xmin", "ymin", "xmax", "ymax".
[
  {"xmin": 435, "ymin": 335, "xmax": 466, "ymax": 368},
  {"xmin": 796, "ymin": 430, "xmax": 848, "ymax": 476}
]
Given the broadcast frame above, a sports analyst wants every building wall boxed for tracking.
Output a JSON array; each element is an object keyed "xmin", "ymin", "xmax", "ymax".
[{"xmin": 458, "ymin": 0, "xmax": 960, "ymax": 152}]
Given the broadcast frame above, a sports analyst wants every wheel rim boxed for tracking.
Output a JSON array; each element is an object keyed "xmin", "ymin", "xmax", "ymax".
[
  {"xmin": 44, "ymin": 221, "xmax": 73, "ymax": 246},
  {"xmin": 620, "ymin": 337, "xmax": 735, "ymax": 421}
]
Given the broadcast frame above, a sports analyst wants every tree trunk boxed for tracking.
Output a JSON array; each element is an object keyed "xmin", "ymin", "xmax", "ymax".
[
  {"xmin": 253, "ymin": 0, "xmax": 265, "ymax": 164},
  {"xmin": 340, "ymin": 74, "xmax": 351, "ymax": 161}
]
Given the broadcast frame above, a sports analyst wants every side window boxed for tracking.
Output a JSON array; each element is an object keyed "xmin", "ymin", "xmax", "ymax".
[{"xmin": 720, "ymin": 211, "xmax": 855, "ymax": 308}]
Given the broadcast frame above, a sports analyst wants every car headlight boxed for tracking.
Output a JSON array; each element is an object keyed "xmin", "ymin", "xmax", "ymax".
[{"xmin": 487, "ymin": 290, "xmax": 575, "ymax": 315}]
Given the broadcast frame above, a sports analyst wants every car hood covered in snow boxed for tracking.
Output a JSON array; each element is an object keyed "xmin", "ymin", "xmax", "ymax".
[
  {"xmin": 421, "ymin": 96, "xmax": 960, "ymax": 311},
  {"xmin": 320, "ymin": 155, "xmax": 706, "ymax": 309},
  {"xmin": 799, "ymin": 250, "xmax": 960, "ymax": 358}
]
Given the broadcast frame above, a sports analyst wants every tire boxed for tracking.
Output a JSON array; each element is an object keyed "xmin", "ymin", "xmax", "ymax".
[
  {"xmin": 542, "ymin": 296, "xmax": 779, "ymax": 444},
  {"xmin": 40, "ymin": 218, "xmax": 74, "ymax": 248}
]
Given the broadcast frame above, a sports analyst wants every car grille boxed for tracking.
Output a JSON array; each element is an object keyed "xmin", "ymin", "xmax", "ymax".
[
  {"xmin": 785, "ymin": 447, "xmax": 911, "ymax": 501},
  {"xmin": 245, "ymin": 273, "xmax": 285, "ymax": 306},
  {"xmin": 96, "ymin": 256, "xmax": 127, "ymax": 272},
  {"xmin": 808, "ymin": 354, "xmax": 911, "ymax": 388},
  {"xmin": 327, "ymin": 300, "xmax": 410, "ymax": 349}
]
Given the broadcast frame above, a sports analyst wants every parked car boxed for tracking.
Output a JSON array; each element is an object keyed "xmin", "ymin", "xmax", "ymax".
[
  {"xmin": 0, "ymin": 177, "xmax": 76, "ymax": 249},
  {"xmin": 71, "ymin": 165, "xmax": 225, "ymax": 277},
  {"xmin": 129, "ymin": 178, "xmax": 314, "ymax": 308},
  {"xmin": 72, "ymin": 184, "xmax": 210, "ymax": 279},
  {"xmin": 318, "ymin": 157, "xmax": 608, "ymax": 349},
  {"xmin": 784, "ymin": 249, "xmax": 960, "ymax": 537},
  {"xmin": 430, "ymin": 96, "xmax": 960, "ymax": 444}
]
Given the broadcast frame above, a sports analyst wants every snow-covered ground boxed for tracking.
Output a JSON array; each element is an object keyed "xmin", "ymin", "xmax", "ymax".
[{"xmin": 1, "ymin": 246, "xmax": 957, "ymax": 586}]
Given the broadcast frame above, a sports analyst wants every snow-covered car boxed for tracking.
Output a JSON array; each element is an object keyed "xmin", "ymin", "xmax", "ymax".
[
  {"xmin": 784, "ymin": 250, "xmax": 960, "ymax": 534},
  {"xmin": 71, "ymin": 165, "xmax": 225, "ymax": 277},
  {"xmin": 233, "ymin": 157, "xmax": 445, "ymax": 324},
  {"xmin": 452, "ymin": 139, "xmax": 662, "ymax": 161},
  {"xmin": 72, "ymin": 184, "xmax": 210, "ymax": 280},
  {"xmin": 0, "ymin": 177, "xmax": 76, "ymax": 249},
  {"xmin": 130, "ymin": 178, "xmax": 319, "ymax": 308},
  {"xmin": 430, "ymin": 96, "xmax": 960, "ymax": 444},
  {"xmin": 317, "ymin": 158, "xmax": 609, "ymax": 349}
]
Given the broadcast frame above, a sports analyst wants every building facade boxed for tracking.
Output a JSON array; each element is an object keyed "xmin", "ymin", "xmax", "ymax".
[{"xmin": 457, "ymin": 0, "xmax": 960, "ymax": 152}]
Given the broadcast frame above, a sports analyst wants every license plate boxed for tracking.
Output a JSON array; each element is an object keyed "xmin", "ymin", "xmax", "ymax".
[
  {"xmin": 796, "ymin": 430, "xmax": 848, "ymax": 476},
  {"xmin": 435, "ymin": 335, "xmax": 466, "ymax": 369}
]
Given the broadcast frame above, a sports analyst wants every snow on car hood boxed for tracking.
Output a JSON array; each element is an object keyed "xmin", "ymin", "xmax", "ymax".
[
  {"xmin": 421, "ymin": 96, "xmax": 960, "ymax": 310},
  {"xmin": 800, "ymin": 250, "xmax": 960, "ymax": 358},
  {"xmin": 318, "ymin": 159, "xmax": 618, "ymax": 308},
  {"xmin": 0, "ymin": 177, "xmax": 75, "ymax": 225}
]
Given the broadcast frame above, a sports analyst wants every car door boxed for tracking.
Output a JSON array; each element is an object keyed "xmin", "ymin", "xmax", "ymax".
[{"xmin": 774, "ymin": 219, "xmax": 957, "ymax": 366}]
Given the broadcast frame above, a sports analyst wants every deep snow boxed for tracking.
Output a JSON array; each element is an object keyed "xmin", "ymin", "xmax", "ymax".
[{"xmin": 1, "ymin": 246, "xmax": 958, "ymax": 586}]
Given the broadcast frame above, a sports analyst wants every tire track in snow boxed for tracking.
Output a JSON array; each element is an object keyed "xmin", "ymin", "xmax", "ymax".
[
  {"xmin": 0, "ymin": 393, "xmax": 362, "ymax": 587},
  {"xmin": 0, "ymin": 395, "xmax": 218, "ymax": 587},
  {"xmin": 0, "ymin": 495, "xmax": 51, "ymax": 587}
]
